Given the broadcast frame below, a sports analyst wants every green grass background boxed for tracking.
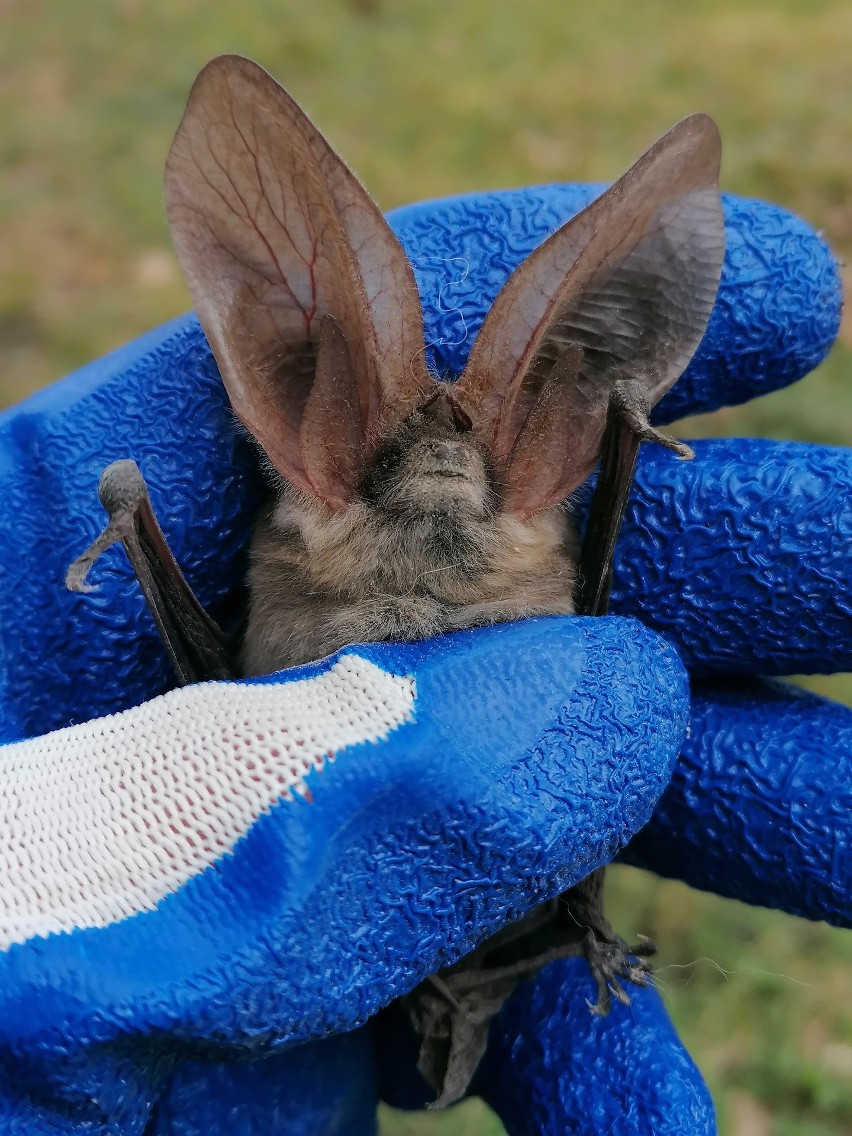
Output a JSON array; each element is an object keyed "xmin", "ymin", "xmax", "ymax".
[{"xmin": 0, "ymin": 1, "xmax": 849, "ymax": 1132}]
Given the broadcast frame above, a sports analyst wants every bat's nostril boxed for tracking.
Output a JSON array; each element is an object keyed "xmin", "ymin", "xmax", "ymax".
[{"xmin": 431, "ymin": 441, "xmax": 463, "ymax": 462}]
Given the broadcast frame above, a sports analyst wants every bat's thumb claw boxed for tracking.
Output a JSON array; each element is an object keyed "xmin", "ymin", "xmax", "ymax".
[
  {"xmin": 65, "ymin": 556, "xmax": 97, "ymax": 593},
  {"xmin": 65, "ymin": 523, "xmax": 125, "ymax": 593}
]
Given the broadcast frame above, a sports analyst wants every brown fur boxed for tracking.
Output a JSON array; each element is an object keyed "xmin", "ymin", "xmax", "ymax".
[{"xmin": 240, "ymin": 400, "xmax": 578, "ymax": 677}]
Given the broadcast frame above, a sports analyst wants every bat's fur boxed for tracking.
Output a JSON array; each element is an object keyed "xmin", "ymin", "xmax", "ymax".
[{"xmin": 240, "ymin": 395, "xmax": 578, "ymax": 676}]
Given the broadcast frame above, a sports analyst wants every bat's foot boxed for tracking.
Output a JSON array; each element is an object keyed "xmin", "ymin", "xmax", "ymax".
[
  {"xmin": 406, "ymin": 890, "xmax": 657, "ymax": 1104},
  {"xmin": 581, "ymin": 928, "xmax": 656, "ymax": 1016},
  {"xmin": 407, "ymin": 900, "xmax": 587, "ymax": 1109},
  {"xmin": 557, "ymin": 867, "xmax": 656, "ymax": 1015}
]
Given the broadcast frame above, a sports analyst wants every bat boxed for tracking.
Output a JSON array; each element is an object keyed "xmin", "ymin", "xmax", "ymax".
[{"xmin": 66, "ymin": 55, "xmax": 724, "ymax": 1107}]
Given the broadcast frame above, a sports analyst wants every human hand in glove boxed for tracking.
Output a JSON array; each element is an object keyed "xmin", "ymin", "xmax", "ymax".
[{"xmin": 0, "ymin": 181, "xmax": 846, "ymax": 1135}]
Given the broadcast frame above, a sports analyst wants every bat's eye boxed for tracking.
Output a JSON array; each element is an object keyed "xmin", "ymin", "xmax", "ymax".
[
  {"xmin": 360, "ymin": 442, "xmax": 406, "ymax": 501},
  {"xmin": 420, "ymin": 389, "xmax": 472, "ymax": 432},
  {"xmin": 450, "ymin": 400, "xmax": 473, "ymax": 432}
]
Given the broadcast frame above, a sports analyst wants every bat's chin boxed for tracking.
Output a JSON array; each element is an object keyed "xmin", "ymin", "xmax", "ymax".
[{"xmin": 408, "ymin": 478, "xmax": 491, "ymax": 518}]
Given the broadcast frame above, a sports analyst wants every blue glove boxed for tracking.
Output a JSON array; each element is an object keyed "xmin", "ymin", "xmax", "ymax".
[{"xmin": 0, "ymin": 186, "xmax": 847, "ymax": 1136}]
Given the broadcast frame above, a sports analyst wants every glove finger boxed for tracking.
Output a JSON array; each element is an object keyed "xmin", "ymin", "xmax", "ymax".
[
  {"xmin": 150, "ymin": 1034, "xmax": 377, "ymax": 1136},
  {"xmin": 0, "ymin": 1030, "xmax": 377, "ymax": 1135},
  {"xmin": 475, "ymin": 957, "xmax": 714, "ymax": 1136},
  {"xmin": 608, "ymin": 438, "xmax": 851, "ymax": 677},
  {"xmin": 0, "ymin": 316, "xmax": 256, "ymax": 739},
  {"xmin": 625, "ymin": 678, "xmax": 851, "ymax": 927},
  {"xmin": 0, "ymin": 1045, "xmax": 169, "ymax": 1135},
  {"xmin": 0, "ymin": 191, "xmax": 839, "ymax": 735},
  {"xmin": 388, "ymin": 187, "xmax": 840, "ymax": 422},
  {"xmin": 0, "ymin": 617, "xmax": 687, "ymax": 1063}
]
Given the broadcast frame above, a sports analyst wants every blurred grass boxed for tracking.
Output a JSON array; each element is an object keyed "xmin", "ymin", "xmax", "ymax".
[{"xmin": 0, "ymin": 1, "xmax": 849, "ymax": 1132}]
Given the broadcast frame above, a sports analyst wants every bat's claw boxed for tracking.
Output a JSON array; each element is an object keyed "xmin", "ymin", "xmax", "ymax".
[
  {"xmin": 66, "ymin": 460, "xmax": 150, "ymax": 593},
  {"xmin": 581, "ymin": 928, "xmax": 656, "ymax": 1017},
  {"xmin": 611, "ymin": 379, "xmax": 694, "ymax": 459},
  {"xmin": 408, "ymin": 903, "xmax": 591, "ymax": 1109},
  {"xmin": 66, "ymin": 459, "xmax": 233, "ymax": 684}
]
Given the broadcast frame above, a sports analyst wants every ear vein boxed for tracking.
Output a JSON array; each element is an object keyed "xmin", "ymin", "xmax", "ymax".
[{"xmin": 224, "ymin": 104, "xmax": 317, "ymax": 333}]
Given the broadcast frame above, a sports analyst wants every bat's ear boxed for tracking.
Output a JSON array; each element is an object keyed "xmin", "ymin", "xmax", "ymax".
[
  {"xmin": 453, "ymin": 114, "xmax": 725, "ymax": 518},
  {"xmin": 165, "ymin": 55, "xmax": 434, "ymax": 509}
]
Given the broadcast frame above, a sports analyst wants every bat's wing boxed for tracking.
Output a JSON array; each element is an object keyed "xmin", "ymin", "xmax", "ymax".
[
  {"xmin": 67, "ymin": 461, "xmax": 236, "ymax": 685},
  {"xmin": 576, "ymin": 381, "xmax": 694, "ymax": 616}
]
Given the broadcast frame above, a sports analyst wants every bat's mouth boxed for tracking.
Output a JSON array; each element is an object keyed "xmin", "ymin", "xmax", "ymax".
[{"xmin": 423, "ymin": 468, "xmax": 468, "ymax": 480}]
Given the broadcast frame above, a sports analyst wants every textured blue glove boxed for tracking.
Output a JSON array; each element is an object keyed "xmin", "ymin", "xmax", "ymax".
[{"xmin": 0, "ymin": 186, "xmax": 847, "ymax": 1136}]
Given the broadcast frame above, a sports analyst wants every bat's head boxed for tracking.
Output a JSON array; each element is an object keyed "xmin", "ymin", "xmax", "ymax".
[{"xmin": 165, "ymin": 54, "xmax": 725, "ymax": 541}]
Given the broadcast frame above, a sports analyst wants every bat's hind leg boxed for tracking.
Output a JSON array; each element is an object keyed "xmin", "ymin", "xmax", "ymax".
[
  {"xmin": 66, "ymin": 459, "xmax": 234, "ymax": 684},
  {"xmin": 560, "ymin": 867, "xmax": 657, "ymax": 1016},
  {"xmin": 404, "ymin": 902, "xmax": 576, "ymax": 1107}
]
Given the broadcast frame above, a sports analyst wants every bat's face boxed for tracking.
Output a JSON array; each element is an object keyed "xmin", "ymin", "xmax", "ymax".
[
  {"xmin": 362, "ymin": 393, "xmax": 496, "ymax": 524},
  {"xmin": 247, "ymin": 427, "xmax": 579, "ymax": 678},
  {"xmin": 254, "ymin": 384, "xmax": 579, "ymax": 661}
]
